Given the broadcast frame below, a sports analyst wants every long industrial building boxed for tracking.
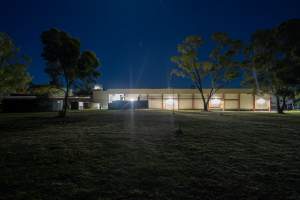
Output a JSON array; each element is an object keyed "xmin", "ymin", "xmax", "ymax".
[{"xmin": 93, "ymin": 88, "xmax": 271, "ymax": 111}]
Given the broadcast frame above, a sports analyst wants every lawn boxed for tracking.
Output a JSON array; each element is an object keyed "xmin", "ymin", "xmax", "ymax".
[{"xmin": 0, "ymin": 110, "xmax": 299, "ymax": 200}]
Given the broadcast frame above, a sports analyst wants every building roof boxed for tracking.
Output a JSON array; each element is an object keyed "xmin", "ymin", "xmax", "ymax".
[{"xmin": 100, "ymin": 88, "xmax": 255, "ymax": 94}]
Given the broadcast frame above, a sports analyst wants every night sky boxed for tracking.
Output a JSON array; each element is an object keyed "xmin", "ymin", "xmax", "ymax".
[{"xmin": 1, "ymin": 0, "xmax": 300, "ymax": 89}]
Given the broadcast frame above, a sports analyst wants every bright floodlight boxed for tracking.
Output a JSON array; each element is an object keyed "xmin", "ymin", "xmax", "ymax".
[
  {"xmin": 211, "ymin": 99, "xmax": 221, "ymax": 106},
  {"xmin": 257, "ymin": 98, "xmax": 266, "ymax": 105},
  {"xmin": 166, "ymin": 98, "xmax": 174, "ymax": 106}
]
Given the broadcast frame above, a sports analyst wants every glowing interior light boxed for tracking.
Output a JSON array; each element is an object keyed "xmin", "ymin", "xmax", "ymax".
[
  {"xmin": 166, "ymin": 98, "xmax": 174, "ymax": 106},
  {"xmin": 211, "ymin": 99, "xmax": 221, "ymax": 106},
  {"xmin": 129, "ymin": 98, "xmax": 135, "ymax": 102},
  {"xmin": 109, "ymin": 94, "xmax": 124, "ymax": 102},
  {"xmin": 257, "ymin": 98, "xmax": 266, "ymax": 105},
  {"xmin": 94, "ymin": 85, "xmax": 102, "ymax": 90}
]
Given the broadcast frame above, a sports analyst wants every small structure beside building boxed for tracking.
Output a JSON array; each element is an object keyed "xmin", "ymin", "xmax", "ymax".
[
  {"xmin": 1, "ymin": 95, "xmax": 97, "ymax": 113},
  {"xmin": 1, "ymin": 95, "xmax": 63, "ymax": 112}
]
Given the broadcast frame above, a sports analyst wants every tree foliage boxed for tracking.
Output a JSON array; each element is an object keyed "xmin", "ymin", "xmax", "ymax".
[
  {"xmin": 0, "ymin": 33, "xmax": 31, "ymax": 96},
  {"xmin": 41, "ymin": 28, "xmax": 101, "ymax": 116},
  {"xmin": 28, "ymin": 84, "xmax": 67, "ymax": 97},
  {"xmin": 171, "ymin": 33, "xmax": 241, "ymax": 111},
  {"xmin": 242, "ymin": 19, "xmax": 300, "ymax": 113}
]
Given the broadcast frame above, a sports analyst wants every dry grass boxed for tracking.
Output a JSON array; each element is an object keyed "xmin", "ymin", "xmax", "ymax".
[{"xmin": 0, "ymin": 110, "xmax": 299, "ymax": 200}]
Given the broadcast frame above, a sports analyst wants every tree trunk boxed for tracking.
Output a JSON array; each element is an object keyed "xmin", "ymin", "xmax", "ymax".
[
  {"xmin": 60, "ymin": 83, "xmax": 69, "ymax": 117},
  {"xmin": 281, "ymin": 96, "xmax": 287, "ymax": 114},
  {"xmin": 196, "ymin": 87, "xmax": 208, "ymax": 112},
  {"xmin": 199, "ymin": 93, "xmax": 208, "ymax": 111},
  {"xmin": 203, "ymin": 100, "xmax": 209, "ymax": 111},
  {"xmin": 252, "ymin": 67, "xmax": 260, "ymax": 92},
  {"xmin": 276, "ymin": 95, "xmax": 284, "ymax": 114},
  {"xmin": 278, "ymin": 107, "xmax": 284, "ymax": 114}
]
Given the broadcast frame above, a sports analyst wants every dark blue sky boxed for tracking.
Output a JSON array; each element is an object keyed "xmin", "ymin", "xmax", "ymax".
[{"xmin": 1, "ymin": 0, "xmax": 299, "ymax": 88}]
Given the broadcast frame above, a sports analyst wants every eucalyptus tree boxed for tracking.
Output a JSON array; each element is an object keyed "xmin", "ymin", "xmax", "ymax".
[
  {"xmin": 0, "ymin": 32, "xmax": 31, "ymax": 97},
  {"xmin": 41, "ymin": 28, "xmax": 101, "ymax": 117},
  {"xmin": 171, "ymin": 33, "xmax": 241, "ymax": 111},
  {"xmin": 242, "ymin": 19, "xmax": 300, "ymax": 113}
]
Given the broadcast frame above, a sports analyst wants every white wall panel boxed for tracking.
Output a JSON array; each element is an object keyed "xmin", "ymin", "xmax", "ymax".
[
  {"xmin": 224, "ymin": 100, "xmax": 239, "ymax": 110},
  {"xmin": 240, "ymin": 94, "xmax": 253, "ymax": 110},
  {"xmin": 179, "ymin": 99, "xmax": 192, "ymax": 109},
  {"xmin": 194, "ymin": 99, "xmax": 204, "ymax": 109},
  {"xmin": 178, "ymin": 94, "xmax": 193, "ymax": 109},
  {"xmin": 149, "ymin": 99, "xmax": 162, "ymax": 109},
  {"xmin": 225, "ymin": 94, "xmax": 238, "ymax": 99}
]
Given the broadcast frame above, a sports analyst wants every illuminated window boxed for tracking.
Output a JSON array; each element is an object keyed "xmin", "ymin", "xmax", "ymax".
[
  {"xmin": 109, "ymin": 94, "xmax": 124, "ymax": 103},
  {"xmin": 211, "ymin": 99, "xmax": 221, "ymax": 107},
  {"xmin": 125, "ymin": 94, "xmax": 140, "ymax": 101},
  {"xmin": 166, "ymin": 98, "xmax": 174, "ymax": 106},
  {"xmin": 257, "ymin": 98, "xmax": 266, "ymax": 105}
]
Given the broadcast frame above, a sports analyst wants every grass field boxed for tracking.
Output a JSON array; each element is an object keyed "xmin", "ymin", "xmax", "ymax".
[{"xmin": 0, "ymin": 110, "xmax": 300, "ymax": 200}]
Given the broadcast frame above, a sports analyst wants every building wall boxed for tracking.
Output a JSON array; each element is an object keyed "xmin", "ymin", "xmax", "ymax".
[
  {"xmin": 178, "ymin": 94, "xmax": 193, "ymax": 109},
  {"xmin": 148, "ymin": 94, "xmax": 161, "ymax": 109},
  {"xmin": 92, "ymin": 90, "xmax": 109, "ymax": 109},
  {"xmin": 224, "ymin": 100, "xmax": 238, "ymax": 110},
  {"xmin": 255, "ymin": 94, "xmax": 270, "ymax": 110},
  {"xmin": 92, "ymin": 88, "xmax": 271, "ymax": 111},
  {"xmin": 240, "ymin": 94, "xmax": 253, "ymax": 110},
  {"xmin": 222, "ymin": 93, "xmax": 238, "ymax": 110},
  {"xmin": 194, "ymin": 94, "xmax": 205, "ymax": 109}
]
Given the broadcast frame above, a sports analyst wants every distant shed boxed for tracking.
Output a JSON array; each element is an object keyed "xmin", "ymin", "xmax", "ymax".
[{"xmin": 1, "ymin": 95, "xmax": 63, "ymax": 112}]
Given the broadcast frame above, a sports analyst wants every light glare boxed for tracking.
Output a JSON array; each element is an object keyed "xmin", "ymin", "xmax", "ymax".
[
  {"xmin": 166, "ymin": 98, "xmax": 174, "ymax": 106},
  {"xmin": 211, "ymin": 98, "xmax": 221, "ymax": 106},
  {"xmin": 94, "ymin": 85, "xmax": 101, "ymax": 90},
  {"xmin": 257, "ymin": 98, "xmax": 266, "ymax": 105}
]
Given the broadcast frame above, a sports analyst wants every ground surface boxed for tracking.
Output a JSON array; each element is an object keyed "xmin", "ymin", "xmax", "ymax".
[{"xmin": 0, "ymin": 110, "xmax": 300, "ymax": 200}]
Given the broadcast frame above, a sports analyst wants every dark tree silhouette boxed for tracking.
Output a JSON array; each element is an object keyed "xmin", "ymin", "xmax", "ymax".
[
  {"xmin": 242, "ymin": 19, "xmax": 300, "ymax": 113},
  {"xmin": 0, "ymin": 32, "xmax": 31, "ymax": 97},
  {"xmin": 41, "ymin": 28, "xmax": 101, "ymax": 117}
]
